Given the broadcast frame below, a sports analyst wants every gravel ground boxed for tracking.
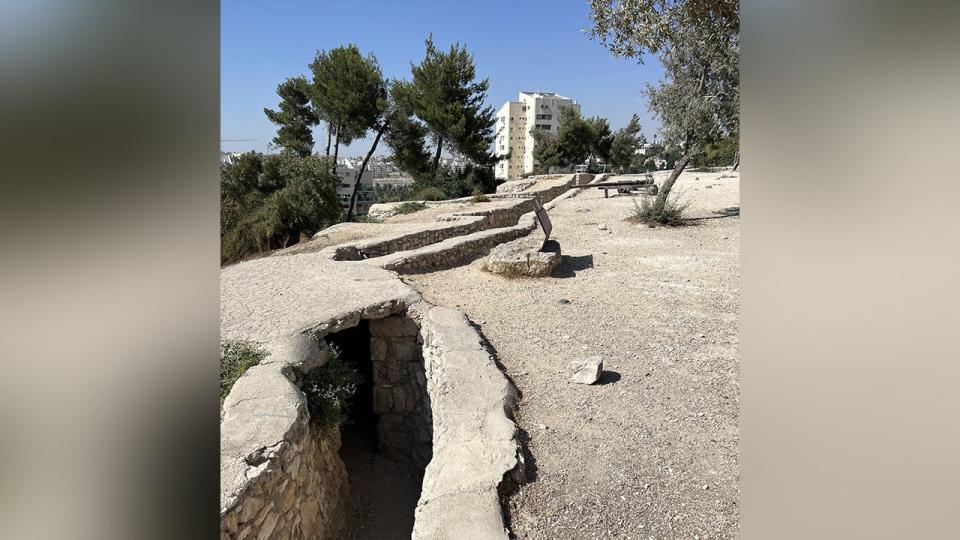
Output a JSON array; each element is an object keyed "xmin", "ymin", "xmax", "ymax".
[
  {"xmin": 406, "ymin": 170, "xmax": 740, "ymax": 539},
  {"xmin": 340, "ymin": 423, "xmax": 420, "ymax": 540}
]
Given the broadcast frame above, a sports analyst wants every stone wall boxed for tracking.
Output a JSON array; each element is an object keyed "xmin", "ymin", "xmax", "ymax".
[
  {"xmin": 220, "ymin": 341, "xmax": 349, "ymax": 540},
  {"xmin": 408, "ymin": 302, "xmax": 523, "ymax": 539},
  {"xmin": 371, "ymin": 223, "xmax": 534, "ymax": 274},
  {"xmin": 369, "ymin": 315, "xmax": 433, "ymax": 471}
]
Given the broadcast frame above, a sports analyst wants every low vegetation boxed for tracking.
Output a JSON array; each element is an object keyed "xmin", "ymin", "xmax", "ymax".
[
  {"xmin": 220, "ymin": 340, "xmax": 268, "ymax": 406},
  {"xmin": 628, "ymin": 193, "xmax": 689, "ymax": 226},
  {"xmin": 394, "ymin": 201, "xmax": 428, "ymax": 214},
  {"xmin": 412, "ymin": 186, "xmax": 445, "ymax": 201},
  {"xmin": 471, "ymin": 188, "xmax": 490, "ymax": 203},
  {"xmin": 301, "ymin": 346, "xmax": 363, "ymax": 431}
]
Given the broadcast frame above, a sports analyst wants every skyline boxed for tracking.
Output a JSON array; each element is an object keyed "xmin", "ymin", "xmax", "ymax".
[{"xmin": 221, "ymin": 0, "xmax": 664, "ymax": 156}]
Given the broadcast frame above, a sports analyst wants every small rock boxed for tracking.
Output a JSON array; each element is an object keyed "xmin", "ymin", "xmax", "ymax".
[
  {"xmin": 597, "ymin": 223, "xmax": 608, "ymax": 230},
  {"xmin": 562, "ymin": 334, "xmax": 571, "ymax": 340},
  {"xmin": 538, "ymin": 424, "xmax": 548, "ymax": 430},
  {"xmin": 568, "ymin": 356, "xmax": 603, "ymax": 385},
  {"xmin": 558, "ymin": 298, "xmax": 571, "ymax": 305}
]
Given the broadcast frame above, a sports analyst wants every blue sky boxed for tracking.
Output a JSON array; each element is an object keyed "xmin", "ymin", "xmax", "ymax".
[{"xmin": 221, "ymin": 0, "xmax": 664, "ymax": 156}]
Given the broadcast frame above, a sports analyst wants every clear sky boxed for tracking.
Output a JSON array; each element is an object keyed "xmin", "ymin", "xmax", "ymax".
[{"xmin": 221, "ymin": 0, "xmax": 664, "ymax": 156}]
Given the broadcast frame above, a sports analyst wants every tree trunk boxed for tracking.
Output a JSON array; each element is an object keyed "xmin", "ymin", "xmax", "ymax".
[
  {"xmin": 347, "ymin": 121, "xmax": 389, "ymax": 221},
  {"xmin": 331, "ymin": 126, "xmax": 341, "ymax": 175},
  {"xmin": 652, "ymin": 151, "xmax": 692, "ymax": 212},
  {"xmin": 431, "ymin": 136, "xmax": 444, "ymax": 178},
  {"xmin": 732, "ymin": 149, "xmax": 740, "ymax": 171},
  {"xmin": 325, "ymin": 123, "xmax": 332, "ymax": 157},
  {"xmin": 651, "ymin": 62, "xmax": 709, "ymax": 211}
]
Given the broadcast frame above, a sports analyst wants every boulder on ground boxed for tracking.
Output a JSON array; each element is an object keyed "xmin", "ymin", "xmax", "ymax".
[
  {"xmin": 484, "ymin": 238, "xmax": 561, "ymax": 277},
  {"xmin": 568, "ymin": 356, "xmax": 603, "ymax": 385}
]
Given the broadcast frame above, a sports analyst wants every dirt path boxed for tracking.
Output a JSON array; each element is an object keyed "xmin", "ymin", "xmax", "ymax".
[{"xmin": 407, "ymin": 170, "xmax": 740, "ymax": 539}]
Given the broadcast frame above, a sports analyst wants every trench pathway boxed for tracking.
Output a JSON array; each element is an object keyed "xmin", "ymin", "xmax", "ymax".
[{"xmin": 408, "ymin": 170, "xmax": 741, "ymax": 539}]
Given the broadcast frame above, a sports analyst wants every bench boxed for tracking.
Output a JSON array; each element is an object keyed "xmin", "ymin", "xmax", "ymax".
[{"xmin": 594, "ymin": 180, "xmax": 658, "ymax": 198}]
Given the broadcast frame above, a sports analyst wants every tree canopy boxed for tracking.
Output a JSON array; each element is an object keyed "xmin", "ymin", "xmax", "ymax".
[
  {"xmin": 220, "ymin": 152, "xmax": 341, "ymax": 264},
  {"xmin": 589, "ymin": 0, "xmax": 740, "ymax": 214},
  {"xmin": 609, "ymin": 114, "xmax": 646, "ymax": 173},
  {"xmin": 406, "ymin": 36, "xmax": 497, "ymax": 175},
  {"xmin": 263, "ymin": 77, "xmax": 319, "ymax": 157},
  {"xmin": 532, "ymin": 107, "xmax": 613, "ymax": 173},
  {"xmin": 310, "ymin": 45, "xmax": 388, "ymax": 168}
]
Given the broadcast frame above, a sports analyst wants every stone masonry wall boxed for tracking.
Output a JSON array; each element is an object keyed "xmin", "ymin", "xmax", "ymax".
[
  {"xmin": 369, "ymin": 315, "xmax": 433, "ymax": 472},
  {"xmin": 220, "ymin": 355, "xmax": 349, "ymax": 540},
  {"xmin": 220, "ymin": 420, "xmax": 348, "ymax": 540}
]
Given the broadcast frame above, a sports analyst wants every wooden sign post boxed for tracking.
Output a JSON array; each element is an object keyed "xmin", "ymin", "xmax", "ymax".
[{"xmin": 532, "ymin": 195, "xmax": 552, "ymax": 251}]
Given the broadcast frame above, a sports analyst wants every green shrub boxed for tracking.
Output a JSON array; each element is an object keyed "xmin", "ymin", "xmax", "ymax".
[
  {"xmin": 471, "ymin": 188, "xmax": 490, "ymax": 203},
  {"xmin": 413, "ymin": 187, "xmax": 445, "ymax": 201},
  {"xmin": 628, "ymin": 193, "xmax": 689, "ymax": 226},
  {"xmin": 394, "ymin": 201, "xmax": 428, "ymax": 214},
  {"xmin": 353, "ymin": 214, "xmax": 382, "ymax": 223},
  {"xmin": 220, "ymin": 340, "xmax": 268, "ymax": 406},
  {"xmin": 220, "ymin": 152, "xmax": 342, "ymax": 265},
  {"xmin": 301, "ymin": 346, "xmax": 362, "ymax": 430}
]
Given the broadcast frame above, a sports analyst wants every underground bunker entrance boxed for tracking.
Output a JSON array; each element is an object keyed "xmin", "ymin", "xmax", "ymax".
[{"xmin": 325, "ymin": 317, "xmax": 432, "ymax": 539}]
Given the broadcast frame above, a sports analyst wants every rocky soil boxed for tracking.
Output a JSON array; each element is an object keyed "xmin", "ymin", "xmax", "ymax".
[{"xmin": 408, "ymin": 170, "xmax": 740, "ymax": 539}]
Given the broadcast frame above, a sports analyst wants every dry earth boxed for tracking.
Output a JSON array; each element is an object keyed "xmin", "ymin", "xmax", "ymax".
[{"xmin": 407, "ymin": 170, "xmax": 740, "ymax": 539}]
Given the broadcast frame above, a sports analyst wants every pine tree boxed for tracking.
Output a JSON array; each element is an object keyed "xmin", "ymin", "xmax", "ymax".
[
  {"xmin": 609, "ymin": 114, "xmax": 646, "ymax": 173},
  {"xmin": 310, "ymin": 45, "xmax": 387, "ymax": 174},
  {"xmin": 407, "ymin": 36, "xmax": 496, "ymax": 178},
  {"xmin": 263, "ymin": 77, "xmax": 319, "ymax": 157}
]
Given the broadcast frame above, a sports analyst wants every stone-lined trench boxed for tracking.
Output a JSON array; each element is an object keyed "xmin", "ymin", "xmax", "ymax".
[{"xmin": 323, "ymin": 316, "xmax": 433, "ymax": 539}]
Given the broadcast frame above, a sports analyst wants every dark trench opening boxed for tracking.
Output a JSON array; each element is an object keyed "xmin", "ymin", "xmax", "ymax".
[{"xmin": 325, "ymin": 317, "xmax": 431, "ymax": 540}]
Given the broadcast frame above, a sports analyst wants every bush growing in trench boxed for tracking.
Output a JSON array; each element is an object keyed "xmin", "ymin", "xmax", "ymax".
[{"xmin": 302, "ymin": 346, "xmax": 363, "ymax": 431}]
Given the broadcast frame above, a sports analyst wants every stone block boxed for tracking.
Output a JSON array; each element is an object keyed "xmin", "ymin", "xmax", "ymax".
[
  {"xmin": 485, "ymin": 238, "xmax": 561, "ymax": 278},
  {"xmin": 568, "ymin": 356, "xmax": 603, "ymax": 385}
]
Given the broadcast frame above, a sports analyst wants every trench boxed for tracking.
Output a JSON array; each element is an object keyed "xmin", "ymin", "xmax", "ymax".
[{"xmin": 325, "ymin": 316, "xmax": 433, "ymax": 539}]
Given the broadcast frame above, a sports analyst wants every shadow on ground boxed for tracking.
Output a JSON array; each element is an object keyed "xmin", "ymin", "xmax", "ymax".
[
  {"xmin": 684, "ymin": 206, "xmax": 740, "ymax": 222},
  {"xmin": 554, "ymin": 254, "xmax": 594, "ymax": 278},
  {"xmin": 597, "ymin": 370, "xmax": 622, "ymax": 385}
]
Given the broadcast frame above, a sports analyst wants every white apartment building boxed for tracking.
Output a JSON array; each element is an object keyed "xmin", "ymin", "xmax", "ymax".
[
  {"xmin": 494, "ymin": 91, "xmax": 580, "ymax": 180},
  {"xmin": 335, "ymin": 162, "xmax": 375, "ymax": 216}
]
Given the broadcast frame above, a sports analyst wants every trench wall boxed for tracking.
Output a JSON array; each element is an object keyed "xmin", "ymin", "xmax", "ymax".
[
  {"xmin": 220, "ymin": 343, "xmax": 349, "ymax": 540},
  {"xmin": 369, "ymin": 315, "xmax": 433, "ymax": 471}
]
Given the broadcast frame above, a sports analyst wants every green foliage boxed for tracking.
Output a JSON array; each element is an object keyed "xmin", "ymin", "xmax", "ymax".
[
  {"xmin": 628, "ymin": 193, "xmax": 689, "ymax": 226},
  {"xmin": 412, "ymin": 162, "xmax": 498, "ymax": 199},
  {"xmin": 413, "ymin": 187, "xmax": 445, "ymax": 201},
  {"xmin": 310, "ymin": 45, "xmax": 388, "ymax": 148},
  {"xmin": 532, "ymin": 107, "xmax": 613, "ymax": 173},
  {"xmin": 383, "ymin": 80, "xmax": 434, "ymax": 178},
  {"xmin": 220, "ymin": 152, "xmax": 343, "ymax": 264},
  {"xmin": 609, "ymin": 114, "xmax": 646, "ymax": 173},
  {"xmin": 373, "ymin": 183, "xmax": 417, "ymax": 203},
  {"xmin": 394, "ymin": 201, "xmax": 428, "ymax": 214},
  {"xmin": 264, "ymin": 77, "xmax": 319, "ymax": 157},
  {"xmin": 352, "ymin": 214, "xmax": 382, "ymax": 223},
  {"xmin": 220, "ymin": 340, "xmax": 267, "ymax": 405},
  {"xmin": 301, "ymin": 346, "xmax": 363, "ymax": 430},
  {"xmin": 471, "ymin": 188, "xmax": 490, "ymax": 203},
  {"xmin": 406, "ymin": 35, "xmax": 497, "ymax": 173},
  {"xmin": 590, "ymin": 0, "xmax": 739, "ymax": 211},
  {"xmin": 694, "ymin": 132, "xmax": 739, "ymax": 167}
]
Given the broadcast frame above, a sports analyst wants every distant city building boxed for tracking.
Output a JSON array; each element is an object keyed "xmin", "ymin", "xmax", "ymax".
[
  {"xmin": 494, "ymin": 91, "xmax": 580, "ymax": 180},
  {"xmin": 635, "ymin": 143, "xmax": 655, "ymax": 156},
  {"xmin": 220, "ymin": 151, "xmax": 243, "ymax": 165},
  {"xmin": 335, "ymin": 161, "xmax": 375, "ymax": 216}
]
